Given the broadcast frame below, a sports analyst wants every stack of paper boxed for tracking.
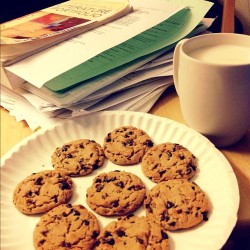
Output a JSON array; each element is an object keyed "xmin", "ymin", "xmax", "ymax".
[{"xmin": 1, "ymin": 0, "xmax": 214, "ymax": 129}]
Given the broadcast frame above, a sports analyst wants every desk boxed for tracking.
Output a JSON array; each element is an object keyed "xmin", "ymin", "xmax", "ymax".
[{"xmin": 1, "ymin": 86, "xmax": 250, "ymax": 248}]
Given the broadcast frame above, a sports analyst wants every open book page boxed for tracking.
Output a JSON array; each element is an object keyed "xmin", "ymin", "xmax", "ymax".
[{"xmin": 1, "ymin": 0, "xmax": 132, "ymax": 64}]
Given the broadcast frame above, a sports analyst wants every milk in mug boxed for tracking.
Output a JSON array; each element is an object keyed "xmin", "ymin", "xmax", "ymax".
[{"xmin": 189, "ymin": 44, "xmax": 250, "ymax": 65}]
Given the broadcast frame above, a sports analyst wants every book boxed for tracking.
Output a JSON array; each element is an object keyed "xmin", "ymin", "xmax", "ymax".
[
  {"xmin": 1, "ymin": 0, "xmax": 214, "ymax": 113},
  {"xmin": 0, "ymin": 0, "xmax": 133, "ymax": 66},
  {"xmin": 3, "ymin": 0, "xmax": 213, "ymax": 93},
  {"xmin": 2, "ymin": 18, "xmax": 212, "ymax": 109}
]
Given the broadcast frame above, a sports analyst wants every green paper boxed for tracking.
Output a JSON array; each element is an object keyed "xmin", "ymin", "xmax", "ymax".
[{"xmin": 45, "ymin": 0, "xmax": 213, "ymax": 91}]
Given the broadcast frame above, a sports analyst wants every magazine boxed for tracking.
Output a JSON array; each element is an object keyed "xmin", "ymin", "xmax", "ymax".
[{"xmin": 0, "ymin": 0, "xmax": 133, "ymax": 66}]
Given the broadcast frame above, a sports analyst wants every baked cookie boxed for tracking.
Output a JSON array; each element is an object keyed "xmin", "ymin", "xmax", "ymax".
[
  {"xmin": 51, "ymin": 139, "xmax": 105, "ymax": 176},
  {"xmin": 13, "ymin": 170, "xmax": 73, "ymax": 215},
  {"xmin": 141, "ymin": 143, "xmax": 197, "ymax": 183},
  {"xmin": 94, "ymin": 214, "xmax": 170, "ymax": 250},
  {"xmin": 144, "ymin": 179, "xmax": 210, "ymax": 231},
  {"xmin": 33, "ymin": 204, "xmax": 100, "ymax": 250},
  {"xmin": 103, "ymin": 126, "xmax": 154, "ymax": 165},
  {"xmin": 86, "ymin": 171, "xmax": 146, "ymax": 216}
]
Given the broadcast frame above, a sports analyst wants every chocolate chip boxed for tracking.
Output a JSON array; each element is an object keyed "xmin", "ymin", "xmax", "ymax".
[
  {"xmin": 146, "ymin": 140, "xmax": 154, "ymax": 147},
  {"xmin": 116, "ymin": 230, "xmax": 125, "ymax": 237},
  {"xmin": 112, "ymin": 200, "xmax": 119, "ymax": 207},
  {"xmin": 60, "ymin": 181, "xmax": 71, "ymax": 190},
  {"xmin": 161, "ymin": 214, "xmax": 169, "ymax": 221},
  {"xmin": 94, "ymin": 240, "xmax": 100, "ymax": 247},
  {"xmin": 104, "ymin": 231, "xmax": 112, "ymax": 237},
  {"xmin": 96, "ymin": 184, "xmax": 103, "ymax": 192},
  {"xmin": 106, "ymin": 133, "xmax": 112, "ymax": 142},
  {"xmin": 168, "ymin": 221, "xmax": 176, "ymax": 226},
  {"xmin": 177, "ymin": 169, "xmax": 183, "ymax": 177},
  {"xmin": 127, "ymin": 139, "xmax": 134, "ymax": 146},
  {"xmin": 202, "ymin": 211, "xmax": 209, "ymax": 221},
  {"xmin": 64, "ymin": 242, "xmax": 71, "ymax": 248},
  {"xmin": 26, "ymin": 191, "xmax": 33, "ymax": 197},
  {"xmin": 190, "ymin": 164, "xmax": 197, "ymax": 171},
  {"xmin": 42, "ymin": 230, "xmax": 49, "ymax": 236},
  {"xmin": 108, "ymin": 177, "xmax": 117, "ymax": 182},
  {"xmin": 35, "ymin": 177, "xmax": 43, "ymax": 185},
  {"xmin": 180, "ymin": 155, "xmax": 185, "ymax": 160},
  {"xmin": 166, "ymin": 201, "xmax": 174, "ymax": 209},
  {"xmin": 39, "ymin": 239, "xmax": 45, "ymax": 246},
  {"xmin": 126, "ymin": 214, "xmax": 134, "ymax": 219},
  {"xmin": 26, "ymin": 199, "xmax": 34, "ymax": 206},
  {"xmin": 106, "ymin": 238, "xmax": 115, "ymax": 245},
  {"xmin": 83, "ymin": 220, "xmax": 90, "ymax": 225},
  {"xmin": 137, "ymin": 237, "xmax": 144, "ymax": 244},
  {"xmin": 66, "ymin": 154, "xmax": 73, "ymax": 158},
  {"xmin": 159, "ymin": 170, "xmax": 166, "ymax": 177},
  {"xmin": 92, "ymin": 231, "xmax": 99, "ymax": 239},
  {"xmin": 73, "ymin": 209, "xmax": 80, "ymax": 216},
  {"xmin": 116, "ymin": 181, "xmax": 124, "ymax": 188},
  {"xmin": 127, "ymin": 185, "xmax": 141, "ymax": 191},
  {"xmin": 95, "ymin": 178, "xmax": 102, "ymax": 183},
  {"xmin": 173, "ymin": 144, "xmax": 180, "ymax": 151},
  {"xmin": 62, "ymin": 145, "xmax": 70, "ymax": 152},
  {"xmin": 177, "ymin": 209, "xmax": 182, "ymax": 214},
  {"xmin": 145, "ymin": 203, "xmax": 153, "ymax": 213},
  {"xmin": 92, "ymin": 164, "xmax": 99, "ymax": 170},
  {"xmin": 53, "ymin": 196, "xmax": 58, "ymax": 203},
  {"xmin": 161, "ymin": 230, "xmax": 169, "ymax": 239},
  {"xmin": 167, "ymin": 151, "xmax": 172, "ymax": 157}
]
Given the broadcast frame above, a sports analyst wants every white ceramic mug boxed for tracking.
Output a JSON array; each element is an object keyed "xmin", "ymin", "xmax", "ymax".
[{"xmin": 173, "ymin": 33, "xmax": 250, "ymax": 147}]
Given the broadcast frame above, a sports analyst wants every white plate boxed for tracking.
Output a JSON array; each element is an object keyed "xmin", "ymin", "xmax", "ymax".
[{"xmin": 0, "ymin": 111, "xmax": 239, "ymax": 250}]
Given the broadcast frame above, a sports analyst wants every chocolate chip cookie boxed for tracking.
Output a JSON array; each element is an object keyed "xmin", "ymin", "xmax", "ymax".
[
  {"xmin": 103, "ymin": 126, "xmax": 154, "ymax": 165},
  {"xmin": 94, "ymin": 214, "xmax": 170, "ymax": 250},
  {"xmin": 86, "ymin": 171, "xmax": 146, "ymax": 216},
  {"xmin": 141, "ymin": 143, "xmax": 197, "ymax": 183},
  {"xmin": 144, "ymin": 179, "xmax": 210, "ymax": 231},
  {"xmin": 33, "ymin": 204, "xmax": 100, "ymax": 250},
  {"xmin": 51, "ymin": 139, "xmax": 105, "ymax": 176},
  {"xmin": 13, "ymin": 170, "xmax": 73, "ymax": 214}
]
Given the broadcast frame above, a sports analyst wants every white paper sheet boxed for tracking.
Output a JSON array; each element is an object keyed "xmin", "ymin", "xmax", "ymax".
[
  {"xmin": 1, "ymin": 79, "xmax": 172, "ymax": 129},
  {"xmin": 5, "ymin": 0, "xmax": 185, "ymax": 87}
]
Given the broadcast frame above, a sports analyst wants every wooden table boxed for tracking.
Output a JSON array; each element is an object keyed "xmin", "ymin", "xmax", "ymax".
[{"xmin": 1, "ymin": 86, "xmax": 250, "ymax": 248}]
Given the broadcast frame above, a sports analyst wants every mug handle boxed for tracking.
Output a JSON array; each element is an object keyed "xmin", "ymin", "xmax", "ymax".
[{"xmin": 173, "ymin": 39, "xmax": 188, "ymax": 96}]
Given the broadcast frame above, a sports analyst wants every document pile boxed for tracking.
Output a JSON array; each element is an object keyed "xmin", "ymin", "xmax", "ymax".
[{"xmin": 1, "ymin": 0, "xmax": 214, "ymax": 127}]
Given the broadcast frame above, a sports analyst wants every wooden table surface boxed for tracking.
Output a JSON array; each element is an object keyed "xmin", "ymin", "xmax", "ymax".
[{"xmin": 1, "ymin": 86, "xmax": 250, "ymax": 246}]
